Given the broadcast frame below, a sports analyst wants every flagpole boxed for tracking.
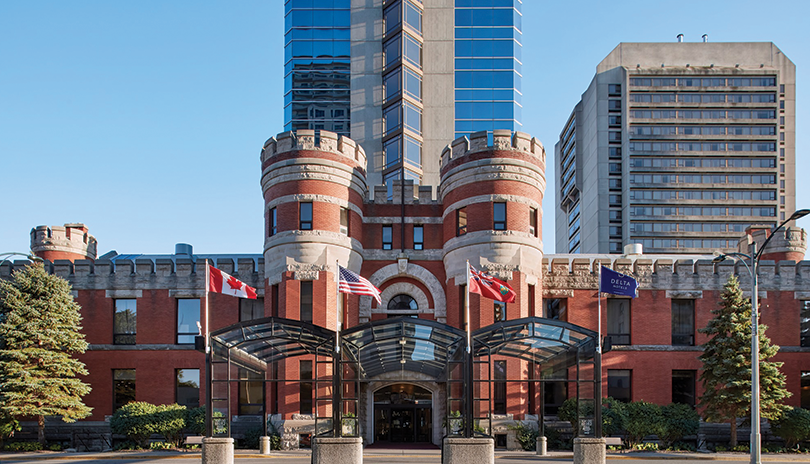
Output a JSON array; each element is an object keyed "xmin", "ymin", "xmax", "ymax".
[
  {"xmin": 464, "ymin": 260, "xmax": 473, "ymax": 438},
  {"xmin": 334, "ymin": 261, "xmax": 342, "ymax": 438},
  {"xmin": 204, "ymin": 262, "xmax": 213, "ymax": 438},
  {"xmin": 595, "ymin": 265, "xmax": 602, "ymax": 439},
  {"xmin": 465, "ymin": 260, "xmax": 471, "ymax": 354}
]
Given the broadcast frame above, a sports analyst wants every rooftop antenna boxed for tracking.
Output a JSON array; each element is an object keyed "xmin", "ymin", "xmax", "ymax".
[{"xmin": 677, "ymin": 33, "xmax": 684, "ymax": 43}]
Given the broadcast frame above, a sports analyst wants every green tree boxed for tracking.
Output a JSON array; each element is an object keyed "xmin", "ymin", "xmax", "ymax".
[
  {"xmin": 0, "ymin": 264, "xmax": 92, "ymax": 444},
  {"xmin": 698, "ymin": 275, "xmax": 790, "ymax": 446},
  {"xmin": 770, "ymin": 407, "xmax": 810, "ymax": 449}
]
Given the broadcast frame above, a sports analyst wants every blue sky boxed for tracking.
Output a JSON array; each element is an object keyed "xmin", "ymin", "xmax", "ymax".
[{"xmin": 1, "ymin": 1, "xmax": 808, "ymax": 257}]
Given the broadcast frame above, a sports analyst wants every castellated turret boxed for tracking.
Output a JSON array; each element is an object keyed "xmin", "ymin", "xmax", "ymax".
[
  {"xmin": 30, "ymin": 223, "xmax": 97, "ymax": 262},
  {"xmin": 740, "ymin": 225, "xmax": 807, "ymax": 262},
  {"xmin": 440, "ymin": 130, "xmax": 546, "ymax": 321}
]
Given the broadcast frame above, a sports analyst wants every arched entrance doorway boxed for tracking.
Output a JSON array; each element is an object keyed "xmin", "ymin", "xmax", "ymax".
[{"xmin": 373, "ymin": 384, "xmax": 432, "ymax": 443}]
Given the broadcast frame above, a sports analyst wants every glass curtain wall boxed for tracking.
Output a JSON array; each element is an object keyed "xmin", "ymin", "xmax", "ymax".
[
  {"xmin": 284, "ymin": 0, "xmax": 351, "ymax": 136},
  {"xmin": 382, "ymin": 0, "xmax": 425, "ymax": 198},
  {"xmin": 454, "ymin": 0, "xmax": 523, "ymax": 138}
]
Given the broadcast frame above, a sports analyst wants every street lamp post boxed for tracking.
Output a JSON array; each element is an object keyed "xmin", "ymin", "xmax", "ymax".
[
  {"xmin": 713, "ymin": 209, "xmax": 809, "ymax": 464},
  {"xmin": 0, "ymin": 252, "xmax": 42, "ymax": 269}
]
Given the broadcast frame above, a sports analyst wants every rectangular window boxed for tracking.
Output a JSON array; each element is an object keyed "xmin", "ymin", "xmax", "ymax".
[
  {"xmin": 340, "ymin": 207, "xmax": 349, "ymax": 235},
  {"xmin": 494, "ymin": 301, "xmax": 506, "ymax": 322},
  {"xmin": 544, "ymin": 298, "xmax": 567, "ymax": 320},
  {"xmin": 457, "ymin": 207, "xmax": 467, "ymax": 236},
  {"xmin": 607, "ymin": 369, "xmax": 631, "ymax": 403},
  {"xmin": 802, "ymin": 372, "xmax": 810, "ymax": 409},
  {"xmin": 114, "ymin": 299, "xmax": 136, "ymax": 345},
  {"xmin": 300, "ymin": 360, "xmax": 313, "ymax": 415},
  {"xmin": 672, "ymin": 370, "xmax": 696, "ymax": 408},
  {"xmin": 113, "ymin": 369, "xmax": 136, "ymax": 411},
  {"xmin": 300, "ymin": 281, "xmax": 313, "ymax": 323},
  {"xmin": 493, "ymin": 202, "xmax": 506, "ymax": 230},
  {"xmin": 460, "ymin": 285, "xmax": 467, "ymax": 332},
  {"xmin": 494, "ymin": 360, "xmax": 506, "ymax": 415},
  {"xmin": 240, "ymin": 298, "xmax": 264, "ymax": 322},
  {"xmin": 177, "ymin": 299, "xmax": 200, "ymax": 344},
  {"xmin": 672, "ymin": 299, "xmax": 695, "ymax": 346},
  {"xmin": 299, "ymin": 202, "xmax": 313, "ymax": 230},
  {"xmin": 802, "ymin": 301, "xmax": 810, "ymax": 347},
  {"xmin": 413, "ymin": 225, "xmax": 424, "ymax": 250},
  {"xmin": 176, "ymin": 369, "xmax": 200, "ymax": 409},
  {"xmin": 528, "ymin": 284, "xmax": 535, "ymax": 316},
  {"xmin": 607, "ymin": 299, "xmax": 630, "ymax": 345},
  {"xmin": 269, "ymin": 207, "xmax": 277, "ymax": 236},
  {"xmin": 238, "ymin": 368, "xmax": 265, "ymax": 415},
  {"xmin": 271, "ymin": 284, "xmax": 279, "ymax": 318},
  {"xmin": 382, "ymin": 225, "xmax": 393, "ymax": 250},
  {"xmin": 529, "ymin": 207, "xmax": 538, "ymax": 237}
]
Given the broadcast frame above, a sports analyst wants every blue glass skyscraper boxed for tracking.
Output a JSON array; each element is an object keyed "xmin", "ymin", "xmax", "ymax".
[{"xmin": 284, "ymin": 0, "xmax": 523, "ymax": 190}]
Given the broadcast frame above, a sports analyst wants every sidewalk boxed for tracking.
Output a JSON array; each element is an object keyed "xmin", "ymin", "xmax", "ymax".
[{"xmin": 0, "ymin": 448, "xmax": 809, "ymax": 461}]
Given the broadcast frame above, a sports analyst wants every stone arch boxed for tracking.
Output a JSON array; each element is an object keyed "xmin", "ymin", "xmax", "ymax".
[
  {"xmin": 359, "ymin": 262, "xmax": 447, "ymax": 323},
  {"xmin": 363, "ymin": 374, "xmax": 445, "ymax": 445},
  {"xmin": 377, "ymin": 283, "xmax": 428, "ymax": 317}
]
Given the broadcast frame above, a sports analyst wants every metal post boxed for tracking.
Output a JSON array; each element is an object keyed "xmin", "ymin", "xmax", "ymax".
[
  {"xmin": 594, "ymin": 348, "xmax": 602, "ymax": 438},
  {"xmin": 333, "ymin": 351, "xmax": 342, "ymax": 437},
  {"xmin": 750, "ymin": 243, "xmax": 760, "ymax": 464},
  {"xmin": 205, "ymin": 347, "xmax": 213, "ymax": 437}
]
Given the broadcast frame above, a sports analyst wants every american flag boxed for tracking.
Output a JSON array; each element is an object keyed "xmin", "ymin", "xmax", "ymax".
[{"xmin": 338, "ymin": 265, "xmax": 382, "ymax": 304}]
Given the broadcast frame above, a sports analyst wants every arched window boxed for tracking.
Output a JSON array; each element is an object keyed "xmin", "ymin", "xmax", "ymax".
[{"xmin": 387, "ymin": 294, "xmax": 418, "ymax": 317}]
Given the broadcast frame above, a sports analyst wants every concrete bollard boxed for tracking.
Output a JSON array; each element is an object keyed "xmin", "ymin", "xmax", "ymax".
[
  {"xmin": 442, "ymin": 437, "xmax": 494, "ymax": 464},
  {"xmin": 536, "ymin": 436, "xmax": 547, "ymax": 455},
  {"xmin": 312, "ymin": 437, "xmax": 362, "ymax": 464},
  {"xmin": 259, "ymin": 436, "xmax": 272, "ymax": 454},
  {"xmin": 573, "ymin": 437, "xmax": 606, "ymax": 464},
  {"xmin": 202, "ymin": 437, "xmax": 234, "ymax": 464}
]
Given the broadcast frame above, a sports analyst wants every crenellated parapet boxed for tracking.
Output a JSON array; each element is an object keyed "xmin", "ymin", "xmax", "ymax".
[
  {"xmin": 741, "ymin": 225, "xmax": 807, "ymax": 263},
  {"xmin": 31, "ymin": 223, "xmax": 97, "ymax": 262},
  {"xmin": 1, "ymin": 257, "xmax": 264, "ymax": 295},
  {"xmin": 542, "ymin": 255, "xmax": 810, "ymax": 294},
  {"xmin": 371, "ymin": 179, "xmax": 437, "ymax": 204},
  {"xmin": 439, "ymin": 130, "xmax": 545, "ymax": 170},
  {"xmin": 260, "ymin": 130, "xmax": 367, "ymax": 170}
]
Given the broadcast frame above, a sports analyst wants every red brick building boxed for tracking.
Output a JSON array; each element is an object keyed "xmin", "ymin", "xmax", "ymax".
[{"xmin": 3, "ymin": 130, "xmax": 808, "ymax": 449}]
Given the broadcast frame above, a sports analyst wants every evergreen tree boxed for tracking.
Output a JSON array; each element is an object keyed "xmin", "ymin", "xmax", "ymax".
[
  {"xmin": 0, "ymin": 264, "xmax": 92, "ymax": 444},
  {"xmin": 698, "ymin": 274, "xmax": 790, "ymax": 446}
]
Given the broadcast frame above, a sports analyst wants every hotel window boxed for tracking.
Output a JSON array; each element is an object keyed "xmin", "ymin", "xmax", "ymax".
[
  {"xmin": 528, "ymin": 284, "xmax": 535, "ymax": 316},
  {"xmin": 801, "ymin": 301, "xmax": 810, "ymax": 347},
  {"xmin": 340, "ymin": 207, "xmax": 349, "ymax": 235},
  {"xmin": 300, "ymin": 281, "xmax": 313, "ymax": 323},
  {"xmin": 802, "ymin": 372, "xmax": 810, "ymax": 409},
  {"xmin": 493, "ymin": 202, "xmax": 506, "ymax": 230},
  {"xmin": 607, "ymin": 298, "xmax": 630, "ymax": 345},
  {"xmin": 113, "ymin": 299, "xmax": 136, "ymax": 345},
  {"xmin": 608, "ymin": 369, "xmax": 631, "ymax": 403},
  {"xmin": 300, "ymin": 360, "xmax": 313, "ymax": 415},
  {"xmin": 494, "ymin": 360, "xmax": 506, "ymax": 414},
  {"xmin": 413, "ymin": 225, "xmax": 424, "ymax": 250},
  {"xmin": 299, "ymin": 202, "xmax": 313, "ymax": 230},
  {"xmin": 238, "ymin": 368, "xmax": 264, "ymax": 415},
  {"xmin": 382, "ymin": 225, "xmax": 393, "ymax": 250},
  {"xmin": 608, "ymin": 84, "xmax": 621, "ymax": 95},
  {"xmin": 457, "ymin": 207, "xmax": 467, "ymax": 236},
  {"xmin": 529, "ymin": 207, "xmax": 538, "ymax": 237},
  {"xmin": 240, "ymin": 298, "xmax": 264, "ymax": 322},
  {"xmin": 113, "ymin": 369, "xmax": 136, "ymax": 411},
  {"xmin": 672, "ymin": 370, "xmax": 696, "ymax": 408},
  {"xmin": 177, "ymin": 299, "xmax": 200, "ymax": 344},
  {"xmin": 460, "ymin": 285, "xmax": 467, "ymax": 331},
  {"xmin": 269, "ymin": 207, "xmax": 277, "ymax": 236},
  {"xmin": 494, "ymin": 301, "xmax": 506, "ymax": 322},
  {"xmin": 544, "ymin": 299, "xmax": 566, "ymax": 320},
  {"xmin": 672, "ymin": 299, "xmax": 695, "ymax": 346},
  {"xmin": 176, "ymin": 369, "xmax": 200, "ymax": 409},
  {"xmin": 271, "ymin": 284, "xmax": 279, "ymax": 318}
]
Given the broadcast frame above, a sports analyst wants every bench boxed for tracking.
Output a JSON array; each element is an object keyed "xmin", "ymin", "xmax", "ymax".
[
  {"xmin": 604, "ymin": 437, "xmax": 624, "ymax": 451},
  {"xmin": 184, "ymin": 436, "xmax": 204, "ymax": 446}
]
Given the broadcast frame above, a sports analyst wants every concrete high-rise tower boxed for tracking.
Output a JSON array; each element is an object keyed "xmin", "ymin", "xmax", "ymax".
[
  {"xmin": 555, "ymin": 42, "xmax": 795, "ymax": 255},
  {"xmin": 284, "ymin": 0, "xmax": 523, "ymax": 192}
]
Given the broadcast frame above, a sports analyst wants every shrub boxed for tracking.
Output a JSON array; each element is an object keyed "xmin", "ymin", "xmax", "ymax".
[
  {"xmin": 771, "ymin": 407, "xmax": 810, "ymax": 449},
  {"xmin": 242, "ymin": 427, "xmax": 262, "ymax": 449},
  {"xmin": 113, "ymin": 440, "xmax": 142, "ymax": 451},
  {"xmin": 623, "ymin": 401, "xmax": 662, "ymax": 448},
  {"xmin": 186, "ymin": 406, "xmax": 225, "ymax": 435},
  {"xmin": 558, "ymin": 397, "xmax": 626, "ymax": 437},
  {"xmin": 149, "ymin": 441, "xmax": 174, "ymax": 450},
  {"xmin": 152, "ymin": 404, "xmax": 187, "ymax": 447},
  {"xmin": 657, "ymin": 403, "xmax": 700, "ymax": 448},
  {"xmin": 110, "ymin": 402, "xmax": 158, "ymax": 448},
  {"xmin": 633, "ymin": 442, "xmax": 659, "ymax": 451},
  {"xmin": 508, "ymin": 422, "xmax": 538, "ymax": 452},
  {"xmin": 4, "ymin": 441, "xmax": 43, "ymax": 452}
]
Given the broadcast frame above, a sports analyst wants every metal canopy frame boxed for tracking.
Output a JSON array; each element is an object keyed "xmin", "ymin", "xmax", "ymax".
[{"xmin": 203, "ymin": 315, "xmax": 601, "ymax": 441}]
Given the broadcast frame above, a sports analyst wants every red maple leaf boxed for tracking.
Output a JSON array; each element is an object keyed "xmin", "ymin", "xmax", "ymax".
[{"xmin": 227, "ymin": 275, "xmax": 243, "ymax": 291}]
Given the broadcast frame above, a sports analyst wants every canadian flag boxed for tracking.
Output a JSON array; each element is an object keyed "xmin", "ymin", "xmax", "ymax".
[{"xmin": 208, "ymin": 266, "xmax": 258, "ymax": 299}]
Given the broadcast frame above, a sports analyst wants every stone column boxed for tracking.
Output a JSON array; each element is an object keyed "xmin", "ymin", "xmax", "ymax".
[
  {"xmin": 573, "ymin": 437, "xmax": 605, "ymax": 464},
  {"xmin": 259, "ymin": 436, "xmax": 272, "ymax": 454},
  {"xmin": 312, "ymin": 437, "xmax": 363, "ymax": 464},
  {"xmin": 202, "ymin": 437, "xmax": 234, "ymax": 464},
  {"xmin": 442, "ymin": 437, "xmax": 494, "ymax": 464},
  {"xmin": 536, "ymin": 436, "xmax": 547, "ymax": 455}
]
